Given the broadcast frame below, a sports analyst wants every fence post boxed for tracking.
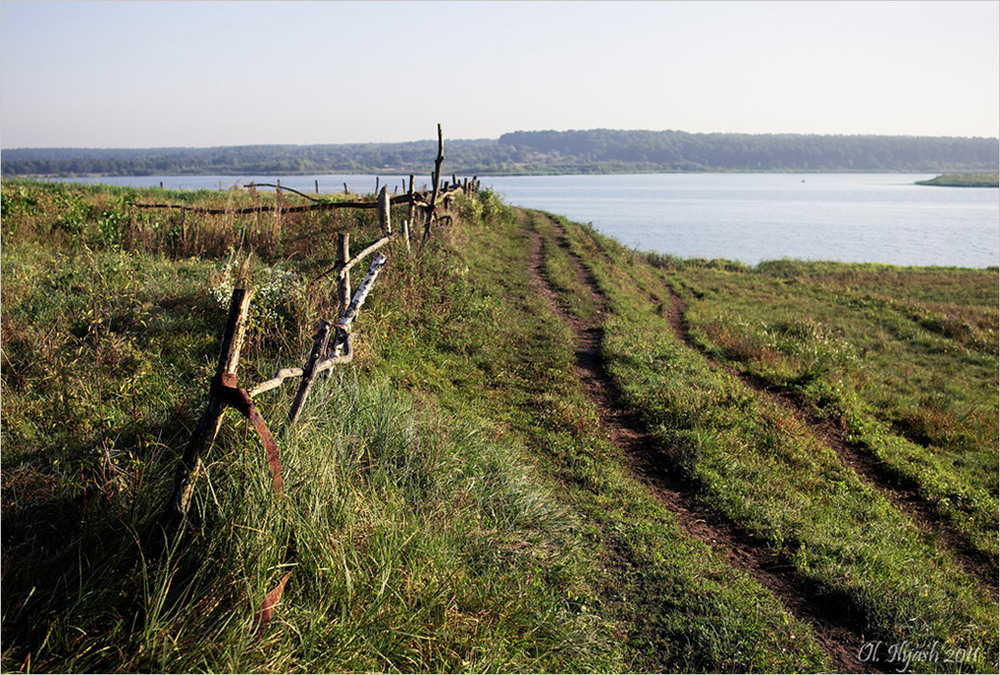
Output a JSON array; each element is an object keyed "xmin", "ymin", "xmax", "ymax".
[
  {"xmin": 407, "ymin": 175, "xmax": 416, "ymax": 244},
  {"xmin": 377, "ymin": 185, "xmax": 392, "ymax": 237},
  {"xmin": 161, "ymin": 287, "xmax": 254, "ymax": 534},
  {"xmin": 336, "ymin": 232, "xmax": 351, "ymax": 318},
  {"xmin": 287, "ymin": 320, "xmax": 332, "ymax": 424},
  {"xmin": 424, "ymin": 124, "xmax": 444, "ymax": 241}
]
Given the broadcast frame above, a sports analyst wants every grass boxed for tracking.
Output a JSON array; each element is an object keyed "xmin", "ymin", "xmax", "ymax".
[
  {"xmin": 2, "ymin": 178, "xmax": 997, "ymax": 673},
  {"xmin": 675, "ymin": 260, "xmax": 998, "ymax": 560},
  {"xmin": 549, "ymin": 216, "xmax": 998, "ymax": 672}
]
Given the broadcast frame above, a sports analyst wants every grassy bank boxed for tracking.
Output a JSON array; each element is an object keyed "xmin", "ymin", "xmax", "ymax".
[
  {"xmin": 916, "ymin": 173, "xmax": 999, "ymax": 187},
  {"xmin": 2, "ymin": 178, "xmax": 996, "ymax": 672}
]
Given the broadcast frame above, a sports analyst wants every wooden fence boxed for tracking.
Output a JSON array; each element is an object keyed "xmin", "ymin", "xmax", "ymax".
[
  {"xmin": 152, "ymin": 125, "xmax": 482, "ymax": 637},
  {"xmin": 132, "ymin": 125, "xmax": 480, "ymax": 248}
]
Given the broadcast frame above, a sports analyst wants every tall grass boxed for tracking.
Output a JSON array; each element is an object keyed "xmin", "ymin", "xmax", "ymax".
[
  {"xmin": 2, "ymin": 371, "xmax": 613, "ymax": 672},
  {"xmin": 1, "ymin": 181, "xmax": 617, "ymax": 672}
]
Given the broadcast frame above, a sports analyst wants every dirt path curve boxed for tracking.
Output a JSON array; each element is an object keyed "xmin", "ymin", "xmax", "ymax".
[{"xmin": 522, "ymin": 214, "xmax": 875, "ymax": 674}]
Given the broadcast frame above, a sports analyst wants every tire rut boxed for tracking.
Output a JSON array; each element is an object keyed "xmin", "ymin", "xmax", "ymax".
[
  {"xmin": 523, "ymin": 214, "xmax": 877, "ymax": 674},
  {"xmin": 659, "ymin": 279, "xmax": 999, "ymax": 596}
]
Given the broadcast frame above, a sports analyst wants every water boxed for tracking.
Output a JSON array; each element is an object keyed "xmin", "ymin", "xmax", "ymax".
[
  {"xmin": 45, "ymin": 172, "xmax": 998, "ymax": 268},
  {"xmin": 478, "ymin": 173, "xmax": 999, "ymax": 268}
]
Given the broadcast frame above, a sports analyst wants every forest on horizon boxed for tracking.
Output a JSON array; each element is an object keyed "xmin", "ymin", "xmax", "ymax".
[{"xmin": 2, "ymin": 129, "xmax": 998, "ymax": 177}]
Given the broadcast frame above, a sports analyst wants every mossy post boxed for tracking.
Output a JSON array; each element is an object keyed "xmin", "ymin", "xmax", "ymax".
[{"xmin": 161, "ymin": 287, "xmax": 254, "ymax": 535}]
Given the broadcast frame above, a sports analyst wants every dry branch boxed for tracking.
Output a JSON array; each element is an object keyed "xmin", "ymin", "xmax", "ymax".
[
  {"xmin": 246, "ymin": 333, "xmax": 354, "ymax": 397},
  {"xmin": 246, "ymin": 183, "xmax": 323, "ymax": 203},
  {"xmin": 424, "ymin": 124, "xmax": 445, "ymax": 241},
  {"xmin": 339, "ymin": 237, "xmax": 390, "ymax": 279},
  {"xmin": 336, "ymin": 232, "xmax": 351, "ymax": 317},
  {"xmin": 248, "ymin": 367, "xmax": 304, "ymax": 397}
]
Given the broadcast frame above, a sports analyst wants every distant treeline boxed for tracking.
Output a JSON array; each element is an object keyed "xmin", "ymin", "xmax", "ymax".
[{"xmin": 3, "ymin": 129, "xmax": 997, "ymax": 176}]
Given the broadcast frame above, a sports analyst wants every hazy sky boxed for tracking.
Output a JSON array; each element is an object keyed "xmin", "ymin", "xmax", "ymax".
[{"xmin": 1, "ymin": 0, "xmax": 997, "ymax": 148}]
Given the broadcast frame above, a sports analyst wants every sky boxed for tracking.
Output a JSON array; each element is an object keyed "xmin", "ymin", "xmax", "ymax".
[{"xmin": 1, "ymin": 0, "xmax": 997, "ymax": 149}]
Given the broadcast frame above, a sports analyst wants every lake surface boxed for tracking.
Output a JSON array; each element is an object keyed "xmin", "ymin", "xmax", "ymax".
[
  {"xmin": 478, "ymin": 173, "xmax": 999, "ymax": 268},
  {"xmin": 47, "ymin": 172, "xmax": 999, "ymax": 268}
]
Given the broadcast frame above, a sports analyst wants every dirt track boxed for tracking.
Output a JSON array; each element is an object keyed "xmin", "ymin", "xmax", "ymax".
[{"xmin": 523, "ymin": 213, "xmax": 875, "ymax": 674}]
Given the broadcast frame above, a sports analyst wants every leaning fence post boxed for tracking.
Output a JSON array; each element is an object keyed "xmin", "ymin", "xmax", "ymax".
[
  {"xmin": 287, "ymin": 320, "xmax": 332, "ymax": 424},
  {"xmin": 161, "ymin": 287, "xmax": 254, "ymax": 534},
  {"xmin": 333, "ymin": 253, "xmax": 387, "ymax": 357}
]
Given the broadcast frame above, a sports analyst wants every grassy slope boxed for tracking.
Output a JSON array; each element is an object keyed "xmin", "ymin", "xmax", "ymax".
[{"xmin": 2, "ymin": 179, "xmax": 997, "ymax": 673}]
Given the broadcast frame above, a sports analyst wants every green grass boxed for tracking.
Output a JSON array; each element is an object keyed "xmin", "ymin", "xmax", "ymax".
[
  {"xmin": 548, "ymin": 216, "xmax": 998, "ymax": 672},
  {"xmin": 2, "ymin": 178, "xmax": 997, "ymax": 673},
  {"xmin": 674, "ymin": 260, "xmax": 998, "ymax": 560}
]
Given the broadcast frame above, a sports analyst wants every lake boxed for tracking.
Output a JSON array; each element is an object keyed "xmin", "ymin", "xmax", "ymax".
[{"xmin": 47, "ymin": 172, "xmax": 999, "ymax": 268}]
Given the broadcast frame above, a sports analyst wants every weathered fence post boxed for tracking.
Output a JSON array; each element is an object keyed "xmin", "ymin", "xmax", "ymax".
[
  {"xmin": 401, "ymin": 219, "xmax": 411, "ymax": 253},
  {"xmin": 424, "ymin": 124, "xmax": 445, "ymax": 241},
  {"xmin": 180, "ymin": 209, "xmax": 188, "ymax": 254},
  {"xmin": 287, "ymin": 320, "xmax": 332, "ymax": 424},
  {"xmin": 377, "ymin": 185, "xmax": 392, "ymax": 237},
  {"xmin": 407, "ymin": 174, "xmax": 416, "ymax": 218},
  {"xmin": 336, "ymin": 232, "xmax": 351, "ymax": 318},
  {"xmin": 162, "ymin": 287, "xmax": 254, "ymax": 534}
]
